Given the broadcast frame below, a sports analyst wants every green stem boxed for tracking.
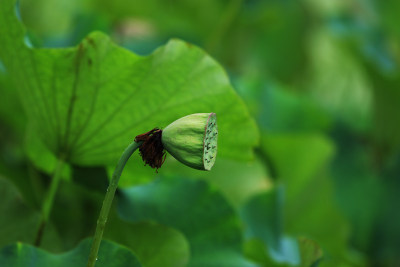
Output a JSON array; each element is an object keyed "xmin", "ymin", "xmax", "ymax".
[
  {"xmin": 87, "ymin": 141, "xmax": 142, "ymax": 267},
  {"xmin": 35, "ymin": 155, "xmax": 65, "ymax": 246}
]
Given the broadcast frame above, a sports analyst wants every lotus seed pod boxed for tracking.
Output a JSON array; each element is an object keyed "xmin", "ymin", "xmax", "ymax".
[{"xmin": 162, "ymin": 113, "xmax": 218, "ymax": 171}]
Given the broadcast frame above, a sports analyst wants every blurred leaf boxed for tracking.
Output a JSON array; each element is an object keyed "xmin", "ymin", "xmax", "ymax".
[
  {"xmin": 244, "ymin": 239, "xmax": 281, "ymax": 267},
  {"xmin": 0, "ymin": 177, "xmax": 61, "ymax": 251},
  {"xmin": 38, "ymin": 175, "xmax": 189, "ymax": 267},
  {"xmin": 377, "ymin": 0, "xmax": 400, "ymax": 43},
  {"xmin": 0, "ymin": 72, "xmax": 25, "ymax": 134},
  {"xmin": 241, "ymin": 186, "xmax": 300, "ymax": 265},
  {"xmin": 0, "ymin": 0, "xmax": 258, "ymax": 169},
  {"xmin": 48, "ymin": 180, "xmax": 102, "ymax": 251},
  {"xmin": 106, "ymin": 220, "xmax": 190, "ymax": 267},
  {"xmin": 117, "ymin": 176, "xmax": 257, "ymax": 267},
  {"xmin": 244, "ymin": 236, "xmax": 323, "ymax": 267},
  {"xmin": 25, "ymin": 127, "xmax": 71, "ymax": 181},
  {"xmin": 71, "ymin": 165, "xmax": 108, "ymax": 192},
  {"xmin": 197, "ymin": 157, "xmax": 272, "ymax": 209},
  {"xmin": 261, "ymin": 134, "xmax": 334, "ymax": 195},
  {"xmin": 306, "ymin": 28, "xmax": 372, "ymax": 133},
  {"xmin": 88, "ymin": 0, "xmax": 226, "ymax": 42},
  {"xmin": 367, "ymin": 69, "xmax": 400, "ymax": 151},
  {"xmin": 0, "ymin": 239, "xmax": 142, "ymax": 267},
  {"xmin": 106, "ymin": 153, "xmax": 160, "ymax": 188},
  {"xmin": 0, "ymin": 159, "xmax": 41, "ymax": 208},
  {"xmin": 257, "ymin": 84, "xmax": 331, "ymax": 133},
  {"xmin": 19, "ymin": 0, "xmax": 81, "ymax": 39},
  {"xmin": 2, "ymin": 175, "xmax": 189, "ymax": 265},
  {"xmin": 241, "ymin": 187, "xmax": 282, "ymax": 259},
  {"xmin": 20, "ymin": 0, "xmax": 111, "ymax": 48},
  {"xmin": 261, "ymin": 134, "xmax": 353, "ymax": 264},
  {"xmin": 161, "ymin": 157, "xmax": 272, "ymax": 208},
  {"xmin": 298, "ymin": 237, "xmax": 323, "ymax": 267},
  {"xmin": 374, "ymin": 174, "xmax": 400, "ymax": 265},
  {"xmin": 329, "ymin": 128, "xmax": 383, "ymax": 253},
  {"xmin": 43, "ymin": 179, "xmax": 178, "ymax": 266},
  {"xmin": 110, "ymin": 154, "xmax": 272, "ymax": 208},
  {"xmin": 234, "ymin": 0, "xmax": 308, "ymax": 83}
]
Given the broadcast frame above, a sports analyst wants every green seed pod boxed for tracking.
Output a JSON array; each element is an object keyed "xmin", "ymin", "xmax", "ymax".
[{"xmin": 162, "ymin": 113, "xmax": 218, "ymax": 171}]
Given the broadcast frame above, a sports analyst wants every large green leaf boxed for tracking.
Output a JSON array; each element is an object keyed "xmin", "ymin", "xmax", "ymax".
[
  {"xmin": 117, "ymin": 176, "xmax": 258, "ymax": 267},
  {"xmin": 0, "ymin": 0, "xmax": 258, "ymax": 167},
  {"xmin": 0, "ymin": 239, "xmax": 142, "ymax": 267}
]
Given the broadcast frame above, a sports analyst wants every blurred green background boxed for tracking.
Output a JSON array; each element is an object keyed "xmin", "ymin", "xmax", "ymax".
[{"xmin": 1, "ymin": 0, "xmax": 400, "ymax": 266}]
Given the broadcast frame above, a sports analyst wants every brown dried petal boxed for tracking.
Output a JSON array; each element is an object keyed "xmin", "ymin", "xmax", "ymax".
[{"xmin": 135, "ymin": 128, "xmax": 166, "ymax": 171}]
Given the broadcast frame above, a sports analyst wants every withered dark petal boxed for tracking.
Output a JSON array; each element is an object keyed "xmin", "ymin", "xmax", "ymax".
[{"xmin": 135, "ymin": 128, "xmax": 166, "ymax": 171}]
